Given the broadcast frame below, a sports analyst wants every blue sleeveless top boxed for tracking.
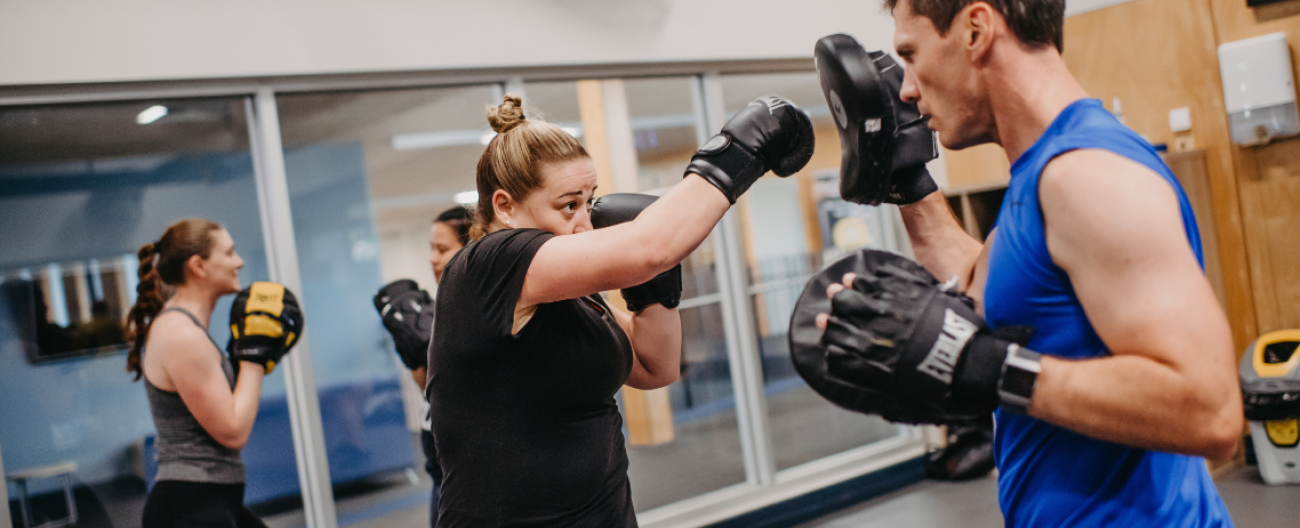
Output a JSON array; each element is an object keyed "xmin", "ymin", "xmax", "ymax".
[{"xmin": 983, "ymin": 99, "xmax": 1232, "ymax": 527}]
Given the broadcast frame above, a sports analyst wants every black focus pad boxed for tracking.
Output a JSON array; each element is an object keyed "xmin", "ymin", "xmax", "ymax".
[
  {"xmin": 815, "ymin": 34, "xmax": 937, "ymax": 205},
  {"xmin": 374, "ymin": 280, "xmax": 435, "ymax": 370},
  {"xmin": 789, "ymin": 250, "xmax": 986, "ymax": 424}
]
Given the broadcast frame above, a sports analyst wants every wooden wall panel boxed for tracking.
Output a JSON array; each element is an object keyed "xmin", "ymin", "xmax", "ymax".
[
  {"xmin": 1062, "ymin": 0, "xmax": 1258, "ymax": 351},
  {"xmin": 1208, "ymin": 0, "xmax": 1300, "ymax": 336},
  {"xmin": 1236, "ymin": 137, "xmax": 1300, "ymax": 333},
  {"xmin": 1166, "ymin": 150, "xmax": 1226, "ymax": 306},
  {"xmin": 942, "ymin": 143, "xmax": 1010, "ymax": 188}
]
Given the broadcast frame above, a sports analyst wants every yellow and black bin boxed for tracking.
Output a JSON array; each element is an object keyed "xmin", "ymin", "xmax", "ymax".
[{"xmin": 1241, "ymin": 330, "xmax": 1300, "ymax": 485}]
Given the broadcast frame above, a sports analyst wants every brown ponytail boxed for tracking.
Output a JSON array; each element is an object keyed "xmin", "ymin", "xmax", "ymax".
[
  {"xmin": 125, "ymin": 218, "xmax": 222, "ymax": 381},
  {"xmin": 471, "ymin": 94, "xmax": 589, "ymax": 239}
]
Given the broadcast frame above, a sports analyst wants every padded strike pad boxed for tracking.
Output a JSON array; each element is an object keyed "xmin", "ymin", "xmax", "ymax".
[
  {"xmin": 814, "ymin": 34, "xmax": 936, "ymax": 205},
  {"xmin": 788, "ymin": 250, "xmax": 984, "ymax": 424}
]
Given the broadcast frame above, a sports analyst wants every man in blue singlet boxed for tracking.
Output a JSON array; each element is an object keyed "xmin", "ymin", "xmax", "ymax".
[{"xmin": 877, "ymin": 0, "xmax": 1241, "ymax": 525}]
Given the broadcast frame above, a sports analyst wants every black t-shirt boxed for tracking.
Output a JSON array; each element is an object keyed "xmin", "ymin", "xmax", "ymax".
[{"xmin": 428, "ymin": 228, "xmax": 636, "ymax": 528}]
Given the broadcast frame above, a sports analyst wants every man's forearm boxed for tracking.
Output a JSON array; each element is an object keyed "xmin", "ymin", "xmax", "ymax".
[
  {"xmin": 898, "ymin": 191, "xmax": 983, "ymax": 286},
  {"xmin": 1030, "ymin": 354, "xmax": 1241, "ymax": 460}
]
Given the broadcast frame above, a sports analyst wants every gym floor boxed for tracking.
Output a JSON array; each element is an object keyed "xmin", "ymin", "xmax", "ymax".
[
  {"xmin": 267, "ymin": 464, "xmax": 1298, "ymax": 528},
  {"xmin": 798, "ymin": 465, "xmax": 1300, "ymax": 528},
  {"xmin": 260, "ymin": 455, "xmax": 1300, "ymax": 528}
]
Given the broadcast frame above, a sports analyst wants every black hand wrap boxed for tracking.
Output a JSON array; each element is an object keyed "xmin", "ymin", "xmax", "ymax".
[
  {"xmin": 790, "ymin": 250, "xmax": 1034, "ymax": 424},
  {"xmin": 374, "ymin": 279, "xmax": 435, "ymax": 370},
  {"xmin": 227, "ymin": 282, "xmax": 304, "ymax": 374},
  {"xmin": 589, "ymin": 193, "xmax": 683, "ymax": 312},
  {"xmin": 815, "ymin": 33, "xmax": 938, "ymax": 205},
  {"xmin": 686, "ymin": 95, "xmax": 815, "ymax": 204}
]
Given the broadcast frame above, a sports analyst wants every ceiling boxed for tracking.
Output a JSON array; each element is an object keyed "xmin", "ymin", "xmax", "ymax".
[{"xmin": 0, "ymin": 71, "xmax": 831, "ymax": 231}]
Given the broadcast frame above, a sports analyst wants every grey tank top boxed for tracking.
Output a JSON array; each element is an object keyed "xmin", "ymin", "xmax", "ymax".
[{"xmin": 144, "ymin": 307, "xmax": 246, "ymax": 484}]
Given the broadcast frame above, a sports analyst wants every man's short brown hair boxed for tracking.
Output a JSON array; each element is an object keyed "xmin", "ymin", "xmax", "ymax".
[{"xmin": 886, "ymin": 0, "xmax": 1065, "ymax": 52}]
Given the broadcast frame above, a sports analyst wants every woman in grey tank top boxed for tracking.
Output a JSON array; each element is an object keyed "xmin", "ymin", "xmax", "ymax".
[{"xmin": 125, "ymin": 219, "xmax": 268, "ymax": 528}]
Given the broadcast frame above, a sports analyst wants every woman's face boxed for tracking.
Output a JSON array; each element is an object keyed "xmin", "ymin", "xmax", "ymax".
[
  {"xmin": 429, "ymin": 221, "xmax": 465, "ymax": 283},
  {"xmin": 197, "ymin": 228, "xmax": 244, "ymax": 295},
  {"xmin": 497, "ymin": 157, "xmax": 597, "ymax": 236}
]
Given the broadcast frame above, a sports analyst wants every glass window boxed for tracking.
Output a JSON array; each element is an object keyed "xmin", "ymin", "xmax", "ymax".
[
  {"xmin": 516, "ymin": 81, "xmax": 585, "ymax": 143},
  {"xmin": 0, "ymin": 97, "xmax": 271, "ymax": 526},
  {"xmin": 720, "ymin": 72, "xmax": 905, "ymax": 472},
  {"xmin": 611, "ymin": 77, "xmax": 747, "ymax": 510},
  {"xmin": 274, "ymin": 85, "xmax": 500, "ymax": 518}
]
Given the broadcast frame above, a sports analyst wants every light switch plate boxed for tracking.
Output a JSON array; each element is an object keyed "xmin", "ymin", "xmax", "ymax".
[{"xmin": 1169, "ymin": 107, "xmax": 1192, "ymax": 132}]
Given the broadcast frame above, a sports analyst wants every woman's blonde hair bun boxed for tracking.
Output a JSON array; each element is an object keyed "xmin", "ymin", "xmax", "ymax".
[{"xmin": 487, "ymin": 94, "xmax": 526, "ymax": 134}]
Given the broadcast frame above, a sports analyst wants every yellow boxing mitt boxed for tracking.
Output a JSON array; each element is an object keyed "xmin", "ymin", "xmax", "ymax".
[{"xmin": 228, "ymin": 282, "xmax": 304, "ymax": 374}]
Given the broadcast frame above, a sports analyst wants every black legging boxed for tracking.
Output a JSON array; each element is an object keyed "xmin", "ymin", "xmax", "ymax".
[{"xmin": 142, "ymin": 481, "xmax": 266, "ymax": 528}]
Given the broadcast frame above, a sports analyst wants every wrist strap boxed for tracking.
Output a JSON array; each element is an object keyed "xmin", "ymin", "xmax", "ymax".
[
  {"xmin": 997, "ymin": 344, "xmax": 1041, "ymax": 414},
  {"xmin": 685, "ymin": 134, "xmax": 765, "ymax": 204}
]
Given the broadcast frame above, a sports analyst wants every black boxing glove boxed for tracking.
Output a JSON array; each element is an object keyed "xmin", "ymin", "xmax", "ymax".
[
  {"xmin": 686, "ymin": 95, "xmax": 816, "ymax": 204},
  {"xmin": 818, "ymin": 251, "xmax": 1040, "ymax": 415},
  {"xmin": 228, "ymin": 282, "xmax": 304, "ymax": 374},
  {"xmin": 590, "ymin": 193, "xmax": 683, "ymax": 312},
  {"xmin": 374, "ymin": 280, "xmax": 435, "ymax": 370}
]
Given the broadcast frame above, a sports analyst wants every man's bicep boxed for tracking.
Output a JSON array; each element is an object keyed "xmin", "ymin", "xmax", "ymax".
[{"xmin": 1041, "ymin": 150, "xmax": 1228, "ymax": 367}]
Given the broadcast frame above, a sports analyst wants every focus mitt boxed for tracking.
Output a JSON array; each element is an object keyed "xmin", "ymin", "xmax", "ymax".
[
  {"xmin": 790, "ymin": 250, "xmax": 1039, "ymax": 423},
  {"xmin": 228, "ymin": 282, "xmax": 303, "ymax": 374},
  {"xmin": 815, "ymin": 33, "xmax": 938, "ymax": 205}
]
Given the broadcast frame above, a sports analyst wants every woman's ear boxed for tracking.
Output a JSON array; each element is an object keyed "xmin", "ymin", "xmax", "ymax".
[
  {"xmin": 492, "ymin": 189, "xmax": 515, "ymax": 226},
  {"xmin": 185, "ymin": 253, "xmax": 207, "ymax": 281}
]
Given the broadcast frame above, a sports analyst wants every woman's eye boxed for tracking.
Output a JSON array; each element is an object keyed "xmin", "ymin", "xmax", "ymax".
[
  {"xmin": 585, "ymin": 199, "xmax": 594, "ymax": 211},
  {"xmin": 563, "ymin": 203, "xmax": 576, "ymax": 214}
]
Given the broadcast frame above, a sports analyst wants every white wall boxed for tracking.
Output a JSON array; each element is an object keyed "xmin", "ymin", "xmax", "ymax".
[{"xmin": 0, "ymin": 0, "xmax": 898, "ymax": 86}]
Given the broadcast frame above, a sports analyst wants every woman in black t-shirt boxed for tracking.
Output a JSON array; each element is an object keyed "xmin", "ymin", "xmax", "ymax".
[{"xmin": 428, "ymin": 94, "xmax": 813, "ymax": 527}]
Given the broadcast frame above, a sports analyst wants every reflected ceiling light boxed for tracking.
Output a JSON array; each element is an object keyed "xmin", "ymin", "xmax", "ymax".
[
  {"xmin": 136, "ymin": 105, "xmax": 168, "ymax": 125},
  {"xmin": 454, "ymin": 191, "xmax": 478, "ymax": 205},
  {"xmin": 479, "ymin": 131, "xmax": 497, "ymax": 145}
]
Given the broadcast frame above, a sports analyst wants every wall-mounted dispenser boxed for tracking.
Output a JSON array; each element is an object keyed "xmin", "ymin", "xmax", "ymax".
[{"xmin": 1217, "ymin": 32, "xmax": 1299, "ymax": 146}]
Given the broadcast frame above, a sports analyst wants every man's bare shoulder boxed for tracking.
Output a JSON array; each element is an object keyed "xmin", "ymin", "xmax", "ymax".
[
  {"xmin": 1038, "ymin": 148, "xmax": 1188, "ymax": 273},
  {"xmin": 1039, "ymin": 148, "xmax": 1179, "ymax": 217}
]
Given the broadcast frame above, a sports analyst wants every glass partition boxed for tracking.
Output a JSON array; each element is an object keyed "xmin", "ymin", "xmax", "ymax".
[
  {"xmin": 515, "ymin": 81, "xmax": 585, "ymax": 143},
  {"xmin": 274, "ymin": 85, "xmax": 502, "ymax": 522},
  {"xmin": 0, "ymin": 97, "xmax": 271, "ymax": 528},
  {"xmin": 0, "ymin": 67, "xmax": 931, "ymax": 528},
  {"xmin": 613, "ymin": 77, "xmax": 749, "ymax": 510},
  {"xmin": 719, "ymin": 72, "xmax": 905, "ymax": 472}
]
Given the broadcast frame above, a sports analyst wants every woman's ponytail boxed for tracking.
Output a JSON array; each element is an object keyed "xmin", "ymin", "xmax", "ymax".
[{"xmin": 125, "ymin": 242, "xmax": 164, "ymax": 380}]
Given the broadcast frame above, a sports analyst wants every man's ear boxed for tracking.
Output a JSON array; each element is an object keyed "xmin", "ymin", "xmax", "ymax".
[
  {"xmin": 962, "ymin": 2, "xmax": 998, "ymax": 62},
  {"xmin": 492, "ymin": 189, "xmax": 515, "ymax": 225}
]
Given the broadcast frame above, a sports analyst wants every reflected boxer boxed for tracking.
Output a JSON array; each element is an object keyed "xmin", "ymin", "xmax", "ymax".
[
  {"xmin": 127, "ymin": 219, "xmax": 299, "ymax": 528},
  {"xmin": 373, "ymin": 206, "xmax": 470, "ymax": 526},
  {"xmin": 427, "ymin": 94, "xmax": 813, "ymax": 526},
  {"xmin": 795, "ymin": 1, "xmax": 1239, "ymax": 526}
]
